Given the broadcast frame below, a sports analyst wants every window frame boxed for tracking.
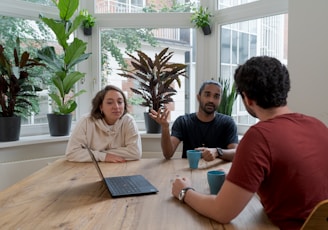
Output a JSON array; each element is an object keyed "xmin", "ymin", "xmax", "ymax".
[{"xmin": 0, "ymin": 0, "xmax": 288, "ymax": 137}]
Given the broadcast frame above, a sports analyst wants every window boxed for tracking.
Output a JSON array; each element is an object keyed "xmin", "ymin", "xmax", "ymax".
[
  {"xmin": 0, "ymin": 15, "xmax": 55, "ymax": 127},
  {"xmin": 217, "ymin": 0, "xmax": 258, "ymax": 10},
  {"xmin": 95, "ymin": 1, "xmax": 199, "ymax": 130},
  {"xmin": 0, "ymin": 0, "xmax": 288, "ymax": 137},
  {"xmin": 99, "ymin": 27, "xmax": 195, "ymax": 123},
  {"xmin": 0, "ymin": 1, "xmax": 67, "ymax": 136},
  {"xmin": 96, "ymin": 0, "xmax": 199, "ymax": 13},
  {"xmin": 219, "ymin": 14, "xmax": 288, "ymax": 129},
  {"xmin": 20, "ymin": 0, "xmax": 55, "ymax": 6}
]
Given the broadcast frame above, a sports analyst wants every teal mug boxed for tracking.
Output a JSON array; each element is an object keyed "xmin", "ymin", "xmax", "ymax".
[
  {"xmin": 186, "ymin": 150, "xmax": 202, "ymax": 169},
  {"xmin": 207, "ymin": 170, "xmax": 226, "ymax": 194}
]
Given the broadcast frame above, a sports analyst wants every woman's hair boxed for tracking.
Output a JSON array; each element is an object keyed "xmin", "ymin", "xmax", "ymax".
[
  {"xmin": 90, "ymin": 85, "xmax": 128, "ymax": 119},
  {"xmin": 234, "ymin": 56, "xmax": 290, "ymax": 109}
]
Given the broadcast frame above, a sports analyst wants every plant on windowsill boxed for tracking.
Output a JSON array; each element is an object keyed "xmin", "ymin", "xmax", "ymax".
[
  {"xmin": 80, "ymin": 9, "xmax": 96, "ymax": 36},
  {"xmin": 118, "ymin": 47, "xmax": 188, "ymax": 133},
  {"xmin": 37, "ymin": 0, "xmax": 92, "ymax": 136},
  {"xmin": 217, "ymin": 77, "xmax": 238, "ymax": 116},
  {"xmin": 190, "ymin": 6, "xmax": 213, "ymax": 35},
  {"xmin": 0, "ymin": 38, "xmax": 45, "ymax": 141}
]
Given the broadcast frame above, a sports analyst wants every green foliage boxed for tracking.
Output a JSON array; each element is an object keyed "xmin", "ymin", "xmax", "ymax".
[
  {"xmin": 0, "ymin": 15, "xmax": 55, "ymax": 92},
  {"xmin": 0, "ymin": 0, "xmax": 194, "ymax": 118},
  {"xmin": 0, "ymin": 38, "xmax": 45, "ymax": 118},
  {"xmin": 143, "ymin": 1, "xmax": 195, "ymax": 12},
  {"xmin": 101, "ymin": 28, "xmax": 158, "ymax": 70},
  {"xmin": 79, "ymin": 9, "xmax": 96, "ymax": 28},
  {"xmin": 128, "ymin": 96, "xmax": 144, "ymax": 106},
  {"xmin": 217, "ymin": 77, "xmax": 237, "ymax": 116},
  {"xmin": 0, "ymin": 16, "xmax": 54, "ymax": 55},
  {"xmin": 37, "ymin": 0, "xmax": 91, "ymax": 114},
  {"xmin": 191, "ymin": 6, "xmax": 213, "ymax": 28},
  {"xmin": 118, "ymin": 47, "xmax": 188, "ymax": 111}
]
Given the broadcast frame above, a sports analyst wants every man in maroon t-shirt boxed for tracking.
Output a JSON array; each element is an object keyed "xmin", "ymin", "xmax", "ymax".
[{"xmin": 170, "ymin": 56, "xmax": 328, "ymax": 230}]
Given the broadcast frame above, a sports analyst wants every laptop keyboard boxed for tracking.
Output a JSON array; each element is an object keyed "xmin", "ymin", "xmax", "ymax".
[{"xmin": 107, "ymin": 176, "xmax": 144, "ymax": 195}]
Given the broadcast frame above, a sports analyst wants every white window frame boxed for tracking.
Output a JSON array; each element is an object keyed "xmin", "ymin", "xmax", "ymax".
[{"xmin": 0, "ymin": 0, "xmax": 288, "ymax": 137}]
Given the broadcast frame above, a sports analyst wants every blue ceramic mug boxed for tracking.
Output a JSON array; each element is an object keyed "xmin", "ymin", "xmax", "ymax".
[
  {"xmin": 207, "ymin": 170, "xmax": 226, "ymax": 194},
  {"xmin": 186, "ymin": 150, "xmax": 202, "ymax": 169}
]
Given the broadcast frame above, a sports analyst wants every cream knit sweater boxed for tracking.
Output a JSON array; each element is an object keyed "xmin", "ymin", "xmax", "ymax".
[{"xmin": 65, "ymin": 113, "xmax": 142, "ymax": 162}]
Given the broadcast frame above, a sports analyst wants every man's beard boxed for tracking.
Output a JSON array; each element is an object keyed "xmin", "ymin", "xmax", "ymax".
[
  {"xmin": 200, "ymin": 102, "xmax": 217, "ymax": 115},
  {"xmin": 244, "ymin": 103, "xmax": 257, "ymax": 118}
]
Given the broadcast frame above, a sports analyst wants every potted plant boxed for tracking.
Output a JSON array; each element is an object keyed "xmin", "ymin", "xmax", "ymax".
[
  {"xmin": 80, "ymin": 9, "xmax": 96, "ymax": 36},
  {"xmin": 0, "ymin": 38, "xmax": 45, "ymax": 141},
  {"xmin": 37, "ymin": 0, "xmax": 92, "ymax": 136},
  {"xmin": 118, "ymin": 47, "xmax": 188, "ymax": 133},
  {"xmin": 217, "ymin": 77, "xmax": 237, "ymax": 116},
  {"xmin": 191, "ymin": 6, "xmax": 213, "ymax": 35}
]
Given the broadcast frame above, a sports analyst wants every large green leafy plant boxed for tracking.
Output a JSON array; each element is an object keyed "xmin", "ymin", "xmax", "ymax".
[
  {"xmin": 0, "ymin": 38, "xmax": 44, "ymax": 118},
  {"xmin": 217, "ymin": 77, "xmax": 237, "ymax": 116},
  {"xmin": 118, "ymin": 47, "xmax": 187, "ymax": 111},
  {"xmin": 37, "ymin": 0, "xmax": 91, "ymax": 114}
]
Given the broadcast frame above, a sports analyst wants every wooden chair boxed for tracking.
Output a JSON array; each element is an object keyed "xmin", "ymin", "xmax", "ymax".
[{"xmin": 301, "ymin": 199, "xmax": 328, "ymax": 230}]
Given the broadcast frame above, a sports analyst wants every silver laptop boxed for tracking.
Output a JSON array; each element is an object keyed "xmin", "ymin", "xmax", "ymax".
[{"xmin": 84, "ymin": 145, "xmax": 158, "ymax": 198}]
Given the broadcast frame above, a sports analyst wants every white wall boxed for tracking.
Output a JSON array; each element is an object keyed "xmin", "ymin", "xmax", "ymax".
[
  {"xmin": 288, "ymin": 0, "xmax": 328, "ymax": 126},
  {"xmin": 0, "ymin": 139, "xmax": 68, "ymax": 191}
]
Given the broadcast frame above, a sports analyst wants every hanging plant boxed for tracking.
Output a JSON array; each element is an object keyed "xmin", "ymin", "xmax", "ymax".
[
  {"xmin": 80, "ymin": 9, "xmax": 96, "ymax": 36},
  {"xmin": 191, "ymin": 6, "xmax": 213, "ymax": 35}
]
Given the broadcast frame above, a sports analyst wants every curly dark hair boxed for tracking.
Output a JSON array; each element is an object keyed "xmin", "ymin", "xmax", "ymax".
[
  {"xmin": 234, "ymin": 56, "xmax": 290, "ymax": 109},
  {"xmin": 90, "ymin": 85, "xmax": 128, "ymax": 119}
]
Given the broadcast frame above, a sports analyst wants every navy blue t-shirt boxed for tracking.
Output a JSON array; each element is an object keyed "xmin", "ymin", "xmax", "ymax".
[{"xmin": 171, "ymin": 112, "xmax": 238, "ymax": 158}]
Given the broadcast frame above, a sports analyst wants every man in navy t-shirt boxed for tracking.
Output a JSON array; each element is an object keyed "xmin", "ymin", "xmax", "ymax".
[{"xmin": 149, "ymin": 80, "xmax": 238, "ymax": 161}]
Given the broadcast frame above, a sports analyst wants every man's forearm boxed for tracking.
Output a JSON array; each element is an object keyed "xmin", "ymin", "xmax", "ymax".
[
  {"xmin": 161, "ymin": 125, "xmax": 174, "ymax": 159},
  {"xmin": 222, "ymin": 148, "xmax": 237, "ymax": 162}
]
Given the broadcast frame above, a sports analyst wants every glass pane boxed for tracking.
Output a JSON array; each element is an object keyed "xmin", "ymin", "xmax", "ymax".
[
  {"xmin": 219, "ymin": 14, "xmax": 288, "ymax": 126},
  {"xmin": 96, "ymin": 0, "xmax": 199, "ymax": 13},
  {"xmin": 20, "ymin": 0, "xmax": 55, "ymax": 6},
  {"xmin": 100, "ymin": 27, "xmax": 195, "ymax": 124},
  {"xmin": 217, "ymin": 0, "xmax": 258, "ymax": 10},
  {"xmin": 0, "ymin": 15, "xmax": 57, "ymax": 126}
]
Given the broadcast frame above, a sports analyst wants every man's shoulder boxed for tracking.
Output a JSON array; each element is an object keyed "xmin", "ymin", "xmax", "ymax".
[
  {"xmin": 176, "ymin": 113, "xmax": 196, "ymax": 121},
  {"xmin": 215, "ymin": 112, "xmax": 229, "ymax": 117},
  {"xmin": 172, "ymin": 113, "xmax": 197, "ymax": 128},
  {"xmin": 214, "ymin": 112, "xmax": 234, "ymax": 122}
]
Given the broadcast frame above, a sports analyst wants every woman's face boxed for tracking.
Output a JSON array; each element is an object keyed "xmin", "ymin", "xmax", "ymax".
[{"xmin": 100, "ymin": 90, "xmax": 125, "ymax": 125}]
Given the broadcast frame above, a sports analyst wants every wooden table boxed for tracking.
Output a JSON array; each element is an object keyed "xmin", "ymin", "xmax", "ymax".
[{"xmin": 0, "ymin": 157, "xmax": 278, "ymax": 230}]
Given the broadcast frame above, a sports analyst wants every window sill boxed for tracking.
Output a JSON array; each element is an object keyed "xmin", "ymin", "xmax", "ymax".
[
  {"xmin": 0, "ymin": 135, "xmax": 70, "ymax": 149},
  {"xmin": 0, "ymin": 132, "xmax": 161, "ymax": 149}
]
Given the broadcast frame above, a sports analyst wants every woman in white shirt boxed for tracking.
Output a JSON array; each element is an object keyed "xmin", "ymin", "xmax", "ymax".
[{"xmin": 65, "ymin": 85, "xmax": 142, "ymax": 162}]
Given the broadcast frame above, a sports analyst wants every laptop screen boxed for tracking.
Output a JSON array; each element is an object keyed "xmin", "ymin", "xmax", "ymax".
[
  {"xmin": 83, "ymin": 145, "xmax": 158, "ymax": 197},
  {"xmin": 85, "ymin": 145, "xmax": 107, "ymax": 182}
]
